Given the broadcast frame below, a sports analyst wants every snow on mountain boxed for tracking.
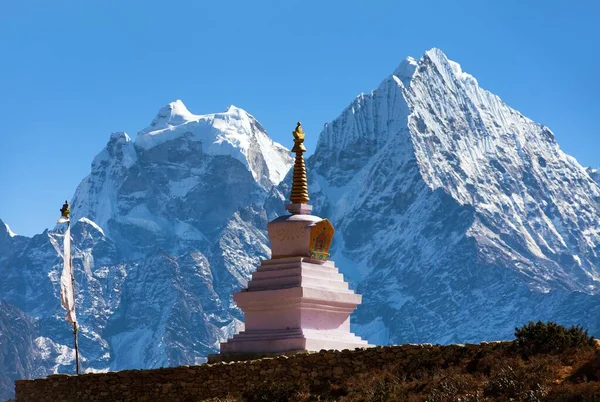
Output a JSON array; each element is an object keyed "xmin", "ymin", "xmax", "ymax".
[
  {"xmin": 307, "ymin": 48, "xmax": 600, "ymax": 344},
  {"xmin": 136, "ymin": 100, "xmax": 292, "ymax": 188},
  {"xmin": 71, "ymin": 101, "xmax": 292, "ymax": 247},
  {"xmin": 70, "ymin": 132, "xmax": 136, "ymax": 233},
  {"xmin": 3, "ymin": 222, "xmax": 16, "ymax": 237},
  {"xmin": 407, "ymin": 49, "xmax": 600, "ymax": 290}
]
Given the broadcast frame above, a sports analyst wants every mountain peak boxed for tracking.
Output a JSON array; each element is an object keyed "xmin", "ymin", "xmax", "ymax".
[
  {"xmin": 225, "ymin": 104, "xmax": 246, "ymax": 115},
  {"xmin": 0, "ymin": 220, "xmax": 17, "ymax": 238},
  {"xmin": 218, "ymin": 104, "xmax": 256, "ymax": 124},
  {"xmin": 142, "ymin": 100, "xmax": 198, "ymax": 134},
  {"xmin": 392, "ymin": 57, "xmax": 418, "ymax": 86},
  {"xmin": 313, "ymin": 47, "xmax": 600, "ymax": 293},
  {"xmin": 423, "ymin": 47, "xmax": 448, "ymax": 62},
  {"xmin": 133, "ymin": 102, "xmax": 292, "ymax": 186},
  {"xmin": 109, "ymin": 131, "xmax": 131, "ymax": 143},
  {"xmin": 421, "ymin": 48, "xmax": 478, "ymax": 86},
  {"xmin": 92, "ymin": 131, "xmax": 136, "ymax": 169},
  {"xmin": 389, "ymin": 48, "xmax": 478, "ymax": 92}
]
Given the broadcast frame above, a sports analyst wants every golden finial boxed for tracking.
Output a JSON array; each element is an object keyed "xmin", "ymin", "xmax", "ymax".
[
  {"xmin": 60, "ymin": 200, "xmax": 70, "ymax": 219},
  {"xmin": 290, "ymin": 122, "xmax": 309, "ymax": 205}
]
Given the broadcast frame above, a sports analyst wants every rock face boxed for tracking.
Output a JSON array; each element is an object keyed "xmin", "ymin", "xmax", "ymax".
[
  {"xmin": 0, "ymin": 301, "xmax": 44, "ymax": 397},
  {"xmin": 1, "ymin": 49, "xmax": 600, "ymax": 400}
]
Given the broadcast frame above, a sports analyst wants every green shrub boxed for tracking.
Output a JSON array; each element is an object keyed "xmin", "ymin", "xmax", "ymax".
[{"xmin": 514, "ymin": 321, "xmax": 595, "ymax": 356}]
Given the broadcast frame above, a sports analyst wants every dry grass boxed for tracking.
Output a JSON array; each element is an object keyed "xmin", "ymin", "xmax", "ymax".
[{"xmin": 225, "ymin": 342, "xmax": 600, "ymax": 402}]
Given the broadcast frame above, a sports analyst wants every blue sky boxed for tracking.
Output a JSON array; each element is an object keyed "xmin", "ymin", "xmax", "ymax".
[{"xmin": 1, "ymin": 0, "xmax": 598, "ymax": 236}]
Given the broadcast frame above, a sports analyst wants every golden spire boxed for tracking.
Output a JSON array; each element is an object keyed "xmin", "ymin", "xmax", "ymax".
[{"xmin": 290, "ymin": 122, "xmax": 309, "ymax": 204}]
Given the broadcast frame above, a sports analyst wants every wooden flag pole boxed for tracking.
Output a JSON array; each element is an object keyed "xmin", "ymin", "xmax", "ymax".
[
  {"xmin": 72, "ymin": 323, "xmax": 80, "ymax": 374},
  {"xmin": 70, "ymin": 255, "xmax": 80, "ymax": 375}
]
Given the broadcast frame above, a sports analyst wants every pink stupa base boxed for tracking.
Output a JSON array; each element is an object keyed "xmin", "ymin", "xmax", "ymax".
[
  {"xmin": 220, "ymin": 328, "xmax": 369, "ymax": 354},
  {"xmin": 218, "ymin": 257, "xmax": 371, "ymax": 356}
]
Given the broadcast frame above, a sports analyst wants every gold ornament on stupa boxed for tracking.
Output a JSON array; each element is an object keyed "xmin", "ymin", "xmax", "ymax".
[
  {"xmin": 290, "ymin": 122, "xmax": 309, "ymax": 204},
  {"xmin": 310, "ymin": 219, "xmax": 334, "ymax": 261}
]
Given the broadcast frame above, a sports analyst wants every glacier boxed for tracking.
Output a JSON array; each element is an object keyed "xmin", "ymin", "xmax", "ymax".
[{"xmin": 1, "ymin": 49, "xmax": 599, "ymax": 400}]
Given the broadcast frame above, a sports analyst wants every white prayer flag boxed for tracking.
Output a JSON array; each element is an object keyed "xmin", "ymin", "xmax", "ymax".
[{"xmin": 60, "ymin": 224, "xmax": 77, "ymax": 324}]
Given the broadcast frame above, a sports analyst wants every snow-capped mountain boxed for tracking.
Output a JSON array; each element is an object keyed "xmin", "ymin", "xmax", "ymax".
[
  {"xmin": 71, "ymin": 101, "xmax": 291, "ymax": 238},
  {"xmin": 306, "ymin": 48, "xmax": 600, "ymax": 344},
  {"xmin": 1, "ymin": 49, "xmax": 599, "ymax": 399},
  {"xmin": 0, "ymin": 103, "xmax": 291, "ymax": 399}
]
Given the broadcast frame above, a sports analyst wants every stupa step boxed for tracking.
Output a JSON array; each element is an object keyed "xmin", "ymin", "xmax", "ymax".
[
  {"xmin": 255, "ymin": 260, "xmax": 342, "ymax": 275},
  {"xmin": 219, "ymin": 328, "xmax": 370, "ymax": 355},
  {"xmin": 258, "ymin": 260, "xmax": 339, "ymax": 274},
  {"xmin": 247, "ymin": 274, "xmax": 349, "ymax": 291},
  {"xmin": 235, "ymin": 286, "xmax": 360, "ymax": 306},
  {"xmin": 227, "ymin": 328, "xmax": 304, "ymax": 341},
  {"xmin": 225, "ymin": 329, "xmax": 368, "ymax": 343},
  {"xmin": 260, "ymin": 257, "xmax": 335, "ymax": 267},
  {"xmin": 252, "ymin": 267, "xmax": 344, "ymax": 282},
  {"xmin": 247, "ymin": 277, "xmax": 348, "ymax": 291},
  {"xmin": 301, "ymin": 328, "xmax": 367, "ymax": 340},
  {"xmin": 240, "ymin": 302, "xmax": 360, "ymax": 317}
]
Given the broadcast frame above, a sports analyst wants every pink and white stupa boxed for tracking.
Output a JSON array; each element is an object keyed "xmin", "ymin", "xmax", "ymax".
[{"xmin": 217, "ymin": 122, "xmax": 371, "ymax": 358}]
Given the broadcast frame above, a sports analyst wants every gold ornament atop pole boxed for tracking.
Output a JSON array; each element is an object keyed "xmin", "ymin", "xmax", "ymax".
[
  {"xmin": 290, "ymin": 122, "xmax": 309, "ymax": 204},
  {"xmin": 60, "ymin": 200, "xmax": 70, "ymax": 220}
]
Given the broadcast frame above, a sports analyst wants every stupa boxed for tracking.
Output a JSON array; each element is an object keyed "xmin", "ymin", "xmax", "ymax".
[{"xmin": 217, "ymin": 122, "xmax": 371, "ymax": 358}]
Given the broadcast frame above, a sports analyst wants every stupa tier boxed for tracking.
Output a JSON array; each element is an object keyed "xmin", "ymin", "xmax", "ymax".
[{"xmin": 218, "ymin": 123, "xmax": 371, "ymax": 357}]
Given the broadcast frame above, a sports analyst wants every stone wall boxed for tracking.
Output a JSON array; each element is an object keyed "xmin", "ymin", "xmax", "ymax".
[{"xmin": 15, "ymin": 343, "xmax": 506, "ymax": 401}]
